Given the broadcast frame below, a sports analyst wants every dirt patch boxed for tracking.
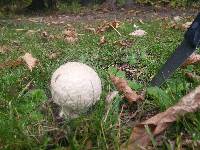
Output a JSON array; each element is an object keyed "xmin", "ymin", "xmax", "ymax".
[{"xmin": 10, "ymin": 4, "xmax": 198, "ymax": 26}]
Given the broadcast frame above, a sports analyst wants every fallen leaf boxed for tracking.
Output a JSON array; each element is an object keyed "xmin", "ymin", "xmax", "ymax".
[
  {"xmin": 122, "ymin": 86, "xmax": 200, "ymax": 149},
  {"xmin": 22, "ymin": 53, "xmax": 38, "ymax": 71},
  {"xmin": 111, "ymin": 20, "xmax": 120, "ymax": 29},
  {"xmin": 182, "ymin": 21, "xmax": 192, "ymax": 30},
  {"xmin": 182, "ymin": 53, "xmax": 200, "ymax": 67},
  {"xmin": 129, "ymin": 29, "xmax": 146, "ymax": 37},
  {"xmin": 63, "ymin": 28, "xmax": 78, "ymax": 43},
  {"xmin": 96, "ymin": 21, "xmax": 110, "ymax": 33},
  {"xmin": 96, "ymin": 20, "xmax": 121, "ymax": 34},
  {"xmin": 110, "ymin": 75, "xmax": 143, "ymax": 103},
  {"xmin": 161, "ymin": 20, "xmax": 186, "ymax": 31},
  {"xmin": 99, "ymin": 36, "xmax": 106, "ymax": 45},
  {"xmin": 173, "ymin": 16, "xmax": 182, "ymax": 22}
]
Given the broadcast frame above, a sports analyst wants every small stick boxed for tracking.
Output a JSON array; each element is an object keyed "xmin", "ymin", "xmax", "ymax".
[
  {"xmin": 110, "ymin": 24, "xmax": 122, "ymax": 36},
  {"xmin": 17, "ymin": 79, "xmax": 33, "ymax": 99}
]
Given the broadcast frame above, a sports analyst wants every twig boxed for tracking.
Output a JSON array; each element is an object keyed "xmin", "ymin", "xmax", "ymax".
[
  {"xmin": 109, "ymin": 24, "xmax": 122, "ymax": 36},
  {"xmin": 17, "ymin": 79, "xmax": 33, "ymax": 99}
]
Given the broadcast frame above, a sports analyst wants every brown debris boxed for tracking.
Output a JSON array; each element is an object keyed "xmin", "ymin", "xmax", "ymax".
[
  {"xmin": 63, "ymin": 27, "xmax": 78, "ymax": 43},
  {"xmin": 122, "ymin": 86, "xmax": 200, "ymax": 149},
  {"xmin": 110, "ymin": 75, "xmax": 143, "ymax": 103},
  {"xmin": 22, "ymin": 53, "xmax": 38, "ymax": 71},
  {"xmin": 47, "ymin": 52, "xmax": 60, "ymax": 60},
  {"xmin": 0, "ymin": 59, "xmax": 23, "ymax": 69},
  {"xmin": 182, "ymin": 53, "xmax": 200, "ymax": 67},
  {"xmin": 96, "ymin": 20, "xmax": 121, "ymax": 34},
  {"xmin": 114, "ymin": 39, "xmax": 133, "ymax": 48},
  {"xmin": 99, "ymin": 36, "xmax": 106, "ymax": 45}
]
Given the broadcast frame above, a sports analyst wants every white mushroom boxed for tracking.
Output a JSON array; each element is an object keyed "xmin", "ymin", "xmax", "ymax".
[{"xmin": 51, "ymin": 62, "xmax": 102, "ymax": 119}]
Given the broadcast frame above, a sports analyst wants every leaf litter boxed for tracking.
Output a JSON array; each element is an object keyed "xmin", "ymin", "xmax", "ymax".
[
  {"xmin": 21, "ymin": 53, "xmax": 38, "ymax": 71},
  {"xmin": 122, "ymin": 86, "xmax": 200, "ymax": 149},
  {"xmin": 99, "ymin": 35, "xmax": 106, "ymax": 45},
  {"xmin": 110, "ymin": 75, "xmax": 144, "ymax": 103},
  {"xmin": 182, "ymin": 53, "xmax": 200, "ymax": 67},
  {"xmin": 0, "ymin": 58, "xmax": 23, "ymax": 69},
  {"xmin": 63, "ymin": 27, "xmax": 78, "ymax": 43},
  {"xmin": 96, "ymin": 20, "xmax": 121, "ymax": 34},
  {"xmin": 0, "ymin": 53, "xmax": 38, "ymax": 71}
]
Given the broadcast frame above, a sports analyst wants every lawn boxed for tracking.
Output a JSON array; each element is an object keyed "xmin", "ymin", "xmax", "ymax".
[{"xmin": 0, "ymin": 14, "xmax": 200, "ymax": 149}]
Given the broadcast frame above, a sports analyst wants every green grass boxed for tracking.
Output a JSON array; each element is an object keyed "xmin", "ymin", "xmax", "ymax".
[{"xmin": 0, "ymin": 17, "xmax": 200, "ymax": 149}]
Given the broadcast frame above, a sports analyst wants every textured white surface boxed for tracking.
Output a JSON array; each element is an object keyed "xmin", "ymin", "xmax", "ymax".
[{"xmin": 51, "ymin": 62, "xmax": 102, "ymax": 118}]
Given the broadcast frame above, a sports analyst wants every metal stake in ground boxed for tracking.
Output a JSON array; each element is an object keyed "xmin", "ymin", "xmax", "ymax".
[{"xmin": 150, "ymin": 12, "xmax": 200, "ymax": 87}]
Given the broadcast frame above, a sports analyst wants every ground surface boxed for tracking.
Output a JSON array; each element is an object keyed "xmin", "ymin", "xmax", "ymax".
[{"xmin": 0, "ymin": 5, "xmax": 200, "ymax": 150}]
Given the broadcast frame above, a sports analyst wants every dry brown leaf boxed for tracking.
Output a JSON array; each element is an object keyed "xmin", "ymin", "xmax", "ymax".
[
  {"xmin": 96, "ymin": 21, "xmax": 110, "ymax": 33},
  {"xmin": 162, "ymin": 21, "xmax": 187, "ymax": 31},
  {"xmin": 22, "ymin": 53, "xmax": 38, "ymax": 71},
  {"xmin": 99, "ymin": 36, "xmax": 106, "ymax": 45},
  {"xmin": 96, "ymin": 20, "xmax": 121, "ymax": 34},
  {"xmin": 182, "ymin": 53, "xmax": 200, "ymax": 67},
  {"xmin": 63, "ymin": 28, "xmax": 78, "ymax": 43},
  {"xmin": 173, "ymin": 16, "xmax": 182, "ymax": 22},
  {"xmin": 0, "ymin": 59, "xmax": 23, "ymax": 69},
  {"xmin": 182, "ymin": 21, "xmax": 192, "ymax": 30},
  {"xmin": 111, "ymin": 20, "xmax": 120, "ymax": 29},
  {"xmin": 122, "ymin": 86, "xmax": 200, "ymax": 149},
  {"xmin": 110, "ymin": 75, "xmax": 143, "ymax": 103}
]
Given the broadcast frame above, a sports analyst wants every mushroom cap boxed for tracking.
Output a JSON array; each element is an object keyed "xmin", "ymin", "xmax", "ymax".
[{"xmin": 51, "ymin": 62, "xmax": 102, "ymax": 118}]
